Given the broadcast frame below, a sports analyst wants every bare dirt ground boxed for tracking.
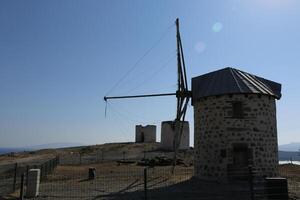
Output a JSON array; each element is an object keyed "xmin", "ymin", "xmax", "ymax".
[
  {"xmin": 6, "ymin": 162, "xmax": 193, "ymax": 200},
  {"xmin": 0, "ymin": 142, "xmax": 193, "ymax": 167},
  {"xmin": 0, "ymin": 149, "xmax": 58, "ymax": 173}
]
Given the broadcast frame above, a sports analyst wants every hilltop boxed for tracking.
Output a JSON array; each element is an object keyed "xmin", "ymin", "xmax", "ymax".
[{"xmin": 0, "ymin": 142, "xmax": 193, "ymax": 167}]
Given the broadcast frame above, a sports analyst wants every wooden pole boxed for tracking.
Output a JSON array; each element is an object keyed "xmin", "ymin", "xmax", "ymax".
[
  {"xmin": 19, "ymin": 173, "xmax": 25, "ymax": 200},
  {"xmin": 13, "ymin": 163, "xmax": 18, "ymax": 191},
  {"xmin": 26, "ymin": 165, "xmax": 29, "ymax": 187},
  {"xmin": 144, "ymin": 168, "xmax": 148, "ymax": 200}
]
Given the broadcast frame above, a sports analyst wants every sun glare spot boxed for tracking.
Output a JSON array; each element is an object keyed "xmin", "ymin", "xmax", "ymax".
[
  {"xmin": 212, "ymin": 22, "xmax": 223, "ymax": 33},
  {"xmin": 195, "ymin": 41, "xmax": 206, "ymax": 54}
]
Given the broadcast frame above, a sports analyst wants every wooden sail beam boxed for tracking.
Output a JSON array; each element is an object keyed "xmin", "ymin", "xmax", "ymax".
[
  {"xmin": 104, "ymin": 93, "xmax": 176, "ymax": 101},
  {"xmin": 104, "ymin": 91, "xmax": 191, "ymax": 101}
]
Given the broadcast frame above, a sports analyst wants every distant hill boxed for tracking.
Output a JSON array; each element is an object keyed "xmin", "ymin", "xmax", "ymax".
[
  {"xmin": 279, "ymin": 143, "xmax": 300, "ymax": 152},
  {"xmin": 0, "ymin": 143, "xmax": 83, "ymax": 155},
  {"xmin": 0, "ymin": 148, "xmax": 30, "ymax": 155},
  {"xmin": 24, "ymin": 143, "xmax": 84, "ymax": 150}
]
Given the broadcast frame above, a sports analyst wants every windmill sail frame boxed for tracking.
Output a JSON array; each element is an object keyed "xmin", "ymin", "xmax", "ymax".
[{"xmin": 104, "ymin": 18, "xmax": 192, "ymax": 170}]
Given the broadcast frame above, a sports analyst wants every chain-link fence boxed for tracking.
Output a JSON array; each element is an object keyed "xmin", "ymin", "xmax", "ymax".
[
  {"xmin": 7, "ymin": 164, "xmax": 299, "ymax": 200},
  {"xmin": 11, "ymin": 165, "xmax": 191, "ymax": 200},
  {"xmin": 1, "ymin": 160, "xmax": 299, "ymax": 200},
  {"xmin": 0, "ymin": 156, "xmax": 59, "ymax": 197}
]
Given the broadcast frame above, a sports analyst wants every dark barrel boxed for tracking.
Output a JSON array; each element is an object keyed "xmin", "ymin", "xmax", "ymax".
[
  {"xmin": 265, "ymin": 177, "xmax": 289, "ymax": 200},
  {"xmin": 88, "ymin": 168, "xmax": 96, "ymax": 180}
]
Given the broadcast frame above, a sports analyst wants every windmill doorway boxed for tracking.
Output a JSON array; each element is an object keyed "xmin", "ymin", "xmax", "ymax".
[
  {"xmin": 141, "ymin": 132, "xmax": 145, "ymax": 143},
  {"xmin": 228, "ymin": 143, "xmax": 252, "ymax": 179}
]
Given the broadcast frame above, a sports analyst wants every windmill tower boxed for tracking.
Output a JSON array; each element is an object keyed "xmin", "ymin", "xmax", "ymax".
[
  {"xmin": 192, "ymin": 67, "xmax": 282, "ymax": 180},
  {"xmin": 135, "ymin": 125, "xmax": 156, "ymax": 143},
  {"xmin": 161, "ymin": 121, "xmax": 189, "ymax": 150}
]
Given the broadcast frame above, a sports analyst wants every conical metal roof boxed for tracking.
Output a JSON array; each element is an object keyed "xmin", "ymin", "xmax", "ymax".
[{"xmin": 192, "ymin": 67, "xmax": 282, "ymax": 103}]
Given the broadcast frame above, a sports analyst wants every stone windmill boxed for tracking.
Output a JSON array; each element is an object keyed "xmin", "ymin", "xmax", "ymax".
[{"xmin": 192, "ymin": 68, "xmax": 282, "ymax": 180}]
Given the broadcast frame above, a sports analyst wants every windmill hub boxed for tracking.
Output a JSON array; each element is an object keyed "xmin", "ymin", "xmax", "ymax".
[{"xmin": 175, "ymin": 90, "xmax": 192, "ymax": 98}]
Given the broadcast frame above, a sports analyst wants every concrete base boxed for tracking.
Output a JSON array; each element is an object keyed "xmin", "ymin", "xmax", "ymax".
[{"xmin": 26, "ymin": 169, "xmax": 40, "ymax": 198}]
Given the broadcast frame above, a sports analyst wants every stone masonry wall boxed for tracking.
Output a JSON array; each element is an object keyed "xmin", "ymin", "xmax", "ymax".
[
  {"xmin": 194, "ymin": 94, "xmax": 279, "ymax": 179},
  {"xmin": 160, "ymin": 121, "xmax": 190, "ymax": 150},
  {"xmin": 135, "ymin": 125, "xmax": 156, "ymax": 143}
]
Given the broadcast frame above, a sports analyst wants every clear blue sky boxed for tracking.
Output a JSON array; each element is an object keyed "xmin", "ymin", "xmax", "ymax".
[{"xmin": 1, "ymin": 0, "xmax": 299, "ymax": 147}]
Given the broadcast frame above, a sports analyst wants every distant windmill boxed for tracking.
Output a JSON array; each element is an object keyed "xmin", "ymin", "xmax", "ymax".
[{"xmin": 104, "ymin": 18, "xmax": 191, "ymax": 170}]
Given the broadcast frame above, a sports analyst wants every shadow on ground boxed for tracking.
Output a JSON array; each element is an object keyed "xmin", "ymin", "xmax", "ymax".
[{"xmin": 93, "ymin": 177, "xmax": 253, "ymax": 200}]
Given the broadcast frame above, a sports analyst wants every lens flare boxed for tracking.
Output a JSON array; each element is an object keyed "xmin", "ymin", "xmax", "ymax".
[
  {"xmin": 195, "ymin": 42, "xmax": 206, "ymax": 54},
  {"xmin": 212, "ymin": 22, "xmax": 223, "ymax": 33}
]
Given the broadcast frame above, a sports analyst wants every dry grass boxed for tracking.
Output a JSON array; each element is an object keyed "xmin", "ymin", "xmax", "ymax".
[{"xmin": 279, "ymin": 164, "xmax": 300, "ymax": 198}]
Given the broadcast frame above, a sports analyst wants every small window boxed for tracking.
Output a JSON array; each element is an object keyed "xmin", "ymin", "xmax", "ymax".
[{"xmin": 232, "ymin": 101, "xmax": 244, "ymax": 118}]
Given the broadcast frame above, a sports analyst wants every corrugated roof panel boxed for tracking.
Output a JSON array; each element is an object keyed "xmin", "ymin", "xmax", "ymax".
[{"xmin": 192, "ymin": 67, "xmax": 282, "ymax": 103}]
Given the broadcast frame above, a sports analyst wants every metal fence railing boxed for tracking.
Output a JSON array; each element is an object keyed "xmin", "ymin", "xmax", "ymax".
[{"xmin": 0, "ymin": 156, "xmax": 59, "ymax": 197}]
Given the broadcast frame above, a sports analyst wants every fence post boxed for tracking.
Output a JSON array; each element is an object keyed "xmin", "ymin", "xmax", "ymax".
[
  {"xmin": 248, "ymin": 165, "xmax": 254, "ymax": 200},
  {"xmin": 52, "ymin": 158, "xmax": 55, "ymax": 171},
  {"xmin": 144, "ymin": 168, "xmax": 148, "ymax": 200},
  {"xmin": 122, "ymin": 151, "xmax": 126, "ymax": 160},
  {"xmin": 42, "ymin": 163, "xmax": 45, "ymax": 177},
  {"xmin": 13, "ymin": 163, "xmax": 18, "ymax": 191},
  {"xmin": 50, "ymin": 159, "xmax": 53, "ymax": 172},
  {"xmin": 47, "ymin": 160, "xmax": 50, "ymax": 174},
  {"xmin": 40, "ymin": 164, "xmax": 43, "ymax": 179},
  {"xmin": 56, "ymin": 155, "xmax": 60, "ymax": 166},
  {"xmin": 19, "ymin": 173, "xmax": 25, "ymax": 200},
  {"xmin": 26, "ymin": 165, "xmax": 29, "ymax": 187},
  {"xmin": 54, "ymin": 156, "xmax": 57, "ymax": 166}
]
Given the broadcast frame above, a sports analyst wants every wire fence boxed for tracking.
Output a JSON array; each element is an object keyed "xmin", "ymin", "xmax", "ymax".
[
  {"xmin": 1, "ymin": 159, "xmax": 299, "ymax": 200},
  {"xmin": 6, "ymin": 164, "xmax": 299, "ymax": 200},
  {"xmin": 31, "ymin": 166, "xmax": 192, "ymax": 200},
  {"xmin": 278, "ymin": 164, "xmax": 300, "ymax": 199},
  {"xmin": 0, "ymin": 156, "xmax": 59, "ymax": 197}
]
